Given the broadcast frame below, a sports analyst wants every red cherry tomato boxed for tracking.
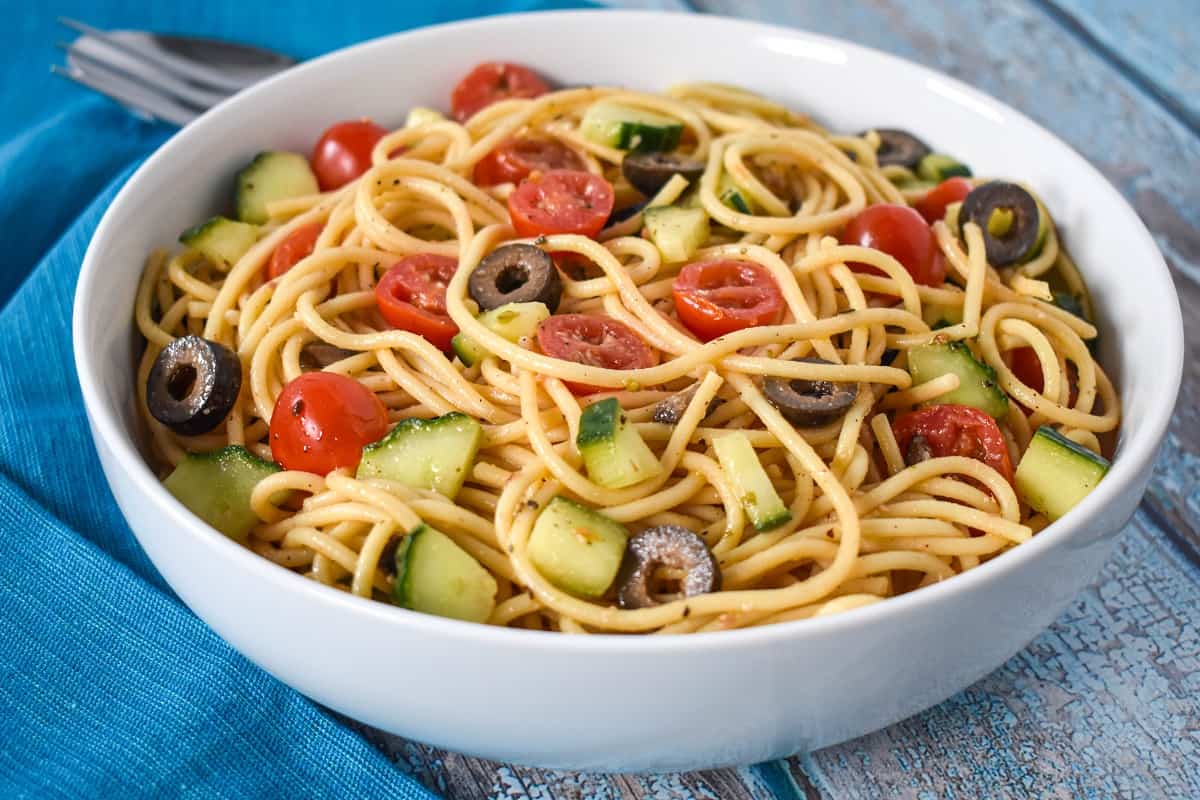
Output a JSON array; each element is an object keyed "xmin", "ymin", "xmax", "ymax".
[
  {"xmin": 266, "ymin": 222, "xmax": 323, "ymax": 280},
  {"xmin": 270, "ymin": 372, "xmax": 388, "ymax": 475},
  {"xmin": 672, "ymin": 259, "xmax": 785, "ymax": 342},
  {"xmin": 892, "ymin": 404, "xmax": 1013, "ymax": 483},
  {"xmin": 508, "ymin": 170, "xmax": 615, "ymax": 239},
  {"xmin": 536, "ymin": 314, "xmax": 658, "ymax": 394},
  {"xmin": 450, "ymin": 62, "xmax": 550, "ymax": 122},
  {"xmin": 311, "ymin": 119, "xmax": 388, "ymax": 191},
  {"xmin": 374, "ymin": 254, "xmax": 460, "ymax": 352},
  {"xmin": 841, "ymin": 204, "xmax": 945, "ymax": 287},
  {"xmin": 473, "ymin": 138, "xmax": 586, "ymax": 186},
  {"xmin": 914, "ymin": 177, "xmax": 973, "ymax": 225},
  {"xmin": 1006, "ymin": 347, "xmax": 1079, "ymax": 406}
]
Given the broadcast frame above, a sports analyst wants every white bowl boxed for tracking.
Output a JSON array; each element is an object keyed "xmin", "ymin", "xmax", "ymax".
[{"xmin": 73, "ymin": 10, "xmax": 1183, "ymax": 772}]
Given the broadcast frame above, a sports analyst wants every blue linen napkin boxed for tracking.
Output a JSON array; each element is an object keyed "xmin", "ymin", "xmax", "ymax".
[{"xmin": 0, "ymin": 1, "xmax": 593, "ymax": 796}]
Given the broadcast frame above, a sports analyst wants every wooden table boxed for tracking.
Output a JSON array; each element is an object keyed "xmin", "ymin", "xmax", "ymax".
[{"xmin": 356, "ymin": 2, "xmax": 1200, "ymax": 796}]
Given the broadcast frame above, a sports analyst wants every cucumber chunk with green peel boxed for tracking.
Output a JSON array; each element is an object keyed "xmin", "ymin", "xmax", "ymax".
[
  {"xmin": 712, "ymin": 432, "xmax": 792, "ymax": 531},
  {"xmin": 907, "ymin": 340, "xmax": 1009, "ymax": 419},
  {"xmin": 643, "ymin": 205, "xmax": 709, "ymax": 263},
  {"xmin": 718, "ymin": 172, "xmax": 758, "ymax": 214},
  {"xmin": 394, "ymin": 525, "xmax": 497, "ymax": 623},
  {"xmin": 577, "ymin": 397, "xmax": 663, "ymax": 489},
  {"xmin": 916, "ymin": 153, "xmax": 972, "ymax": 183},
  {"xmin": 528, "ymin": 497, "xmax": 629, "ymax": 597},
  {"xmin": 163, "ymin": 445, "xmax": 280, "ymax": 543},
  {"xmin": 357, "ymin": 412, "xmax": 482, "ymax": 500},
  {"xmin": 235, "ymin": 151, "xmax": 319, "ymax": 224},
  {"xmin": 450, "ymin": 301, "xmax": 550, "ymax": 368},
  {"xmin": 179, "ymin": 216, "xmax": 259, "ymax": 270},
  {"xmin": 1015, "ymin": 426, "xmax": 1110, "ymax": 521},
  {"xmin": 580, "ymin": 101, "xmax": 683, "ymax": 152}
]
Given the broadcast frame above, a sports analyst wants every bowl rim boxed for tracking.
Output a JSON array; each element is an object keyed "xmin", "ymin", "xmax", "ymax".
[{"xmin": 72, "ymin": 8, "xmax": 1185, "ymax": 654}]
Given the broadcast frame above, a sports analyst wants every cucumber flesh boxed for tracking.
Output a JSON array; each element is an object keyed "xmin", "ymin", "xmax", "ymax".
[
  {"xmin": 643, "ymin": 205, "xmax": 709, "ymax": 263},
  {"xmin": 179, "ymin": 216, "xmax": 259, "ymax": 270},
  {"xmin": 450, "ymin": 301, "xmax": 550, "ymax": 368},
  {"xmin": 577, "ymin": 397, "xmax": 663, "ymax": 489},
  {"xmin": 528, "ymin": 496, "xmax": 629, "ymax": 597},
  {"xmin": 357, "ymin": 412, "xmax": 482, "ymax": 500},
  {"xmin": 163, "ymin": 445, "xmax": 280, "ymax": 543},
  {"xmin": 712, "ymin": 432, "xmax": 791, "ymax": 531},
  {"xmin": 907, "ymin": 340, "xmax": 1009, "ymax": 419},
  {"xmin": 718, "ymin": 172, "xmax": 757, "ymax": 213},
  {"xmin": 916, "ymin": 153, "xmax": 972, "ymax": 183},
  {"xmin": 1015, "ymin": 426, "xmax": 1110, "ymax": 521},
  {"xmin": 581, "ymin": 101, "xmax": 683, "ymax": 152},
  {"xmin": 395, "ymin": 525, "xmax": 497, "ymax": 623},
  {"xmin": 236, "ymin": 151, "xmax": 319, "ymax": 224}
]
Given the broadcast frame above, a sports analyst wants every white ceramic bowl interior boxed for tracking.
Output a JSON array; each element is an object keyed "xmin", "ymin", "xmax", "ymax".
[{"xmin": 74, "ymin": 11, "xmax": 1183, "ymax": 772}]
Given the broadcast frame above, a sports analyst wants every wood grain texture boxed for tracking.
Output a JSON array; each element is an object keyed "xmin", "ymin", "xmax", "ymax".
[{"xmin": 352, "ymin": 1, "xmax": 1200, "ymax": 796}]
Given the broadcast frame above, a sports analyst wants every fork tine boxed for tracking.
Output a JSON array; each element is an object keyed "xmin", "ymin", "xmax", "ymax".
[
  {"xmin": 62, "ymin": 41, "xmax": 230, "ymax": 110},
  {"xmin": 58, "ymin": 17, "xmax": 252, "ymax": 94},
  {"xmin": 51, "ymin": 62, "xmax": 199, "ymax": 127}
]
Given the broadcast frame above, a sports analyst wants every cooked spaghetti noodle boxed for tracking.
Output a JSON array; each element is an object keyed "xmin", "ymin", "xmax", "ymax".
[{"xmin": 134, "ymin": 75, "xmax": 1119, "ymax": 634}]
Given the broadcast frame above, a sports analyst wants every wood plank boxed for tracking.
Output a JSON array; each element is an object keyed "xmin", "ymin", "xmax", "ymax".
[{"xmin": 1035, "ymin": 0, "xmax": 1200, "ymax": 131}]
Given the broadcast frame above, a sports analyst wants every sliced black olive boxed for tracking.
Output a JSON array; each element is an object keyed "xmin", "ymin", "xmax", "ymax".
[
  {"xmin": 621, "ymin": 152, "xmax": 705, "ymax": 197},
  {"xmin": 651, "ymin": 383, "xmax": 724, "ymax": 425},
  {"xmin": 147, "ymin": 336, "xmax": 241, "ymax": 436},
  {"xmin": 862, "ymin": 128, "xmax": 931, "ymax": 169},
  {"xmin": 616, "ymin": 525, "xmax": 720, "ymax": 610},
  {"xmin": 959, "ymin": 181, "xmax": 1041, "ymax": 266},
  {"xmin": 467, "ymin": 243, "xmax": 563, "ymax": 312},
  {"xmin": 299, "ymin": 342, "xmax": 357, "ymax": 371},
  {"xmin": 762, "ymin": 357, "xmax": 858, "ymax": 427},
  {"xmin": 905, "ymin": 434, "xmax": 934, "ymax": 466}
]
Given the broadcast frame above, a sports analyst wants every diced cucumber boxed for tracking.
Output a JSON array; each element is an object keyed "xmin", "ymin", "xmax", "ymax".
[
  {"xmin": 450, "ymin": 301, "xmax": 550, "ymax": 368},
  {"xmin": 357, "ymin": 412, "xmax": 482, "ymax": 500},
  {"xmin": 580, "ymin": 101, "xmax": 683, "ymax": 152},
  {"xmin": 577, "ymin": 398, "xmax": 663, "ymax": 489},
  {"xmin": 527, "ymin": 496, "xmax": 629, "ymax": 597},
  {"xmin": 163, "ymin": 445, "xmax": 280, "ymax": 543},
  {"xmin": 718, "ymin": 172, "xmax": 758, "ymax": 214},
  {"xmin": 179, "ymin": 216, "xmax": 259, "ymax": 270},
  {"xmin": 916, "ymin": 153, "xmax": 972, "ymax": 183},
  {"xmin": 406, "ymin": 107, "xmax": 445, "ymax": 128},
  {"xmin": 643, "ymin": 205, "xmax": 709, "ymax": 263},
  {"xmin": 712, "ymin": 432, "xmax": 791, "ymax": 532},
  {"xmin": 921, "ymin": 303, "xmax": 963, "ymax": 329},
  {"xmin": 235, "ymin": 151, "xmax": 319, "ymax": 225},
  {"xmin": 1015, "ymin": 426, "xmax": 1110, "ymax": 521},
  {"xmin": 907, "ymin": 340, "xmax": 1009, "ymax": 419},
  {"xmin": 394, "ymin": 525, "xmax": 497, "ymax": 623}
]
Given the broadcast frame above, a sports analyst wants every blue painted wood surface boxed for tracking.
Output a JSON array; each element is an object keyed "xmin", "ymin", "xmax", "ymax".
[{"xmin": 350, "ymin": 1, "xmax": 1200, "ymax": 797}]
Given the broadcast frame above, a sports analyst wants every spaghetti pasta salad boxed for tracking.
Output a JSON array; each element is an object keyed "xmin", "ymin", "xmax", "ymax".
[{"xmin": 135, "ymin": 62, "xmax": 1119, "ymax": 634}]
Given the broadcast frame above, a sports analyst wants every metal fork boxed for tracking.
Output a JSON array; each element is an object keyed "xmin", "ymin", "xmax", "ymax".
[{"xmin": 51, "ymin": 18, "xmax": 297, "ymax": 126}]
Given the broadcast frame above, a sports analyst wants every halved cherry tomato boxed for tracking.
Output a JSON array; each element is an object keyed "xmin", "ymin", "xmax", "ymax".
[
  {"xmin": 508, "ymin": 170, "xmax": 615, "ymax": 239},
  {"xmin": 841, "ymin": 203, "xmax": 945, "ymax": 287},
  {"xmin": 450, "ymin": 62, "xmax": 550, "ymax": 122},
  {"xmin": 892, "ymin": 404, "xmax": 1013, "ymax": 483},
  {"xmin": 266, "ymin": 222, "xmax": 323, "ymax": 280},
  {"xmin": 311, "ymin": 119, "xmax": 388, "ymax": 191},
  {"xmin": 474, "ymin": 138, "xmax": 585, "ymax": 186},
  {"xmin": 672, "ymin": 259, "xmax": 785, "ymax": 342},
  {"xmin": 1006, "ymin": 347, "xmax": 1078, "ymax": 406},
  {"xmin": 536, "ymin": 314, "xmax": 658, "ymax": 394},
  {"xmin": 914, "ymin": 177, "xmax": 973, "ymax": 225},
  {"xmin": 270, "ymin": 372, "xmax": 388, "ymax": 475},
  {"xmin": 374, "ymin": 254, "xmax": 460, "ymax": 352}
]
